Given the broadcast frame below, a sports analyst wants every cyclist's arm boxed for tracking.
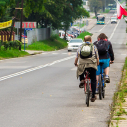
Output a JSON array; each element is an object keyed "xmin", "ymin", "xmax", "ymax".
[
  {"xmin": 97, "ymin": 57, "xmax": 99, "ymax": 65},
  {"xmin": 74, "ymin": 57, "xmax": 78, "ymax": 66},
  {"xmin": 94, "ymin": 45, "xmax": 99, "ymax": 65},
  {"xmin": 108, "ymin": 41, "xmax": 114, "ymax": 61},
  {"xmin": 74, "ymin": 48, "xmax": 80, "ymax": 66}
]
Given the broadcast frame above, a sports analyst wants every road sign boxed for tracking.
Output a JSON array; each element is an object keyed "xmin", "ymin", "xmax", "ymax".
[
  {"xmin": 23, "ymin": 28, "xmax": 32, "ymax": 51},
  {"xmin": 25, "ymin": 28, "xmax": 32, "ymax": 30},
  {"xmin": 15, "ymin": 22, "xmax": 36, "ymax": 28}
]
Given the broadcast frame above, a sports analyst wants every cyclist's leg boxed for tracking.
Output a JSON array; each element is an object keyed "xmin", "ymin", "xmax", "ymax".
[
  {"xmin": 79, "ymin": 72, "xmax": 85, "ymax": 88},
  {"xmin": 96, "ymin": 65, "xmax": 101, "ymax": 89},
  {"xmin": 104, "ymin": 67, "xmax": 109, "ymax": 75},
  {"xmin": 89, "ymin": 68, "xmax": 96, "ymax": 101},
  {"xmin": 102, "ymin": 58, "xmax": 110, "ymax": 83}
]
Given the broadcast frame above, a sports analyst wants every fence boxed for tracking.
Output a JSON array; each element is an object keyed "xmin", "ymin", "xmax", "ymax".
[
  {"xmin": 26, "ymin": 28, "xmax": 59, "ymax": 45},
  {"xmin": 14, "ymin": 28, "xmax": 59, "ymax": 45},
  {"xmin": 0, "ymin": 31, "xmax": 15, "ymax": 41}
]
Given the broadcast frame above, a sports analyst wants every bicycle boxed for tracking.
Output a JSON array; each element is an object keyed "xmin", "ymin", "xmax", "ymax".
[
  {"xmin": 97, "ymin": 61, "xmax": 114, "ymax": 100},
  {"xmin": 84, "ymin": 68, "xmax": 92, "ymax": 107}
]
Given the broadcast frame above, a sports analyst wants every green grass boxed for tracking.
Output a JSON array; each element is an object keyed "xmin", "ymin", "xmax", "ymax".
[
  {"xmin": 0, "ymin": 46, "xmax": 29, "ymax": 60},
  {"xmin": 92, "ymin": 16, "xmax": 96, "ymax": 19},
  {"xmin": 77, "ymin": 31, "xmax": 92, "ymax": 40},
  {"xmin": 99, "ymin": 9, "xmax": 110, "ymax": 13},
  {"xmin": 74, "ymin": 23, "xmax": 85, "ymax": 28},
  {"xmin": 24, "ymin": 35, "xmax": 68, "ymax": 51},
  {"xmin": 112, "ymin": 117, "xmax": 126, "ymax": 120}
]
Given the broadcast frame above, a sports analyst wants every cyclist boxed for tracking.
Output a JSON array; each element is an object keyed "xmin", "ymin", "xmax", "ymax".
[
  {"xmin": 74, "ymin": 35, "xmax": 99, "ymax": 102},
  {"xmin": 94, "ymin": 33, "xmax": 114, "ymax": 86}
]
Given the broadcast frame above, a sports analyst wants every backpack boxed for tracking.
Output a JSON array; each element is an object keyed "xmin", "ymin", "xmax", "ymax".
[
  {"xmin": 80, "ymin": 43, "xmax": 93, "ymax": 59},
  {"xmin": 95, "ymin": 40, "xmax": 108, "ymax": 55}
]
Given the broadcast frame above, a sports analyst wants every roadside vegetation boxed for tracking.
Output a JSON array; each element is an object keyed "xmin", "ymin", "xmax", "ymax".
[
  {"xmin": 0, "ymin": 47, "xmax": 29, "ymax": 60},
  {"xmin": 77, "ymin": 31, "xmax": 92, "ymax": 40},
  {"xmin": 109, "ymin": 57, "xmax": 127, "ymax": 127},
  {"xmin": 23, "ymin": 35, "xmax": 68, "ymax": 51},
  {"xmin": 74, "ymin": 22, "xmax": 85, "ymax": 28}
]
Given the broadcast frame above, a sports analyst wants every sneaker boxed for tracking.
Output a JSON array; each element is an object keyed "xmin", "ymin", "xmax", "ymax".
[
  {"xmin": 105, "ymin": 76, "xmax": 110, "ymax": 83},
  {"xmin": 79, "ymin": 83, "xmax": 84, "ymax": 88},
  {"xmin": 95, "ymin": 88, "xmax": 99, "ymax": 94},
  {"xmin": 95, "ymin": 90, "xmax": 99, "ymax": 94}
]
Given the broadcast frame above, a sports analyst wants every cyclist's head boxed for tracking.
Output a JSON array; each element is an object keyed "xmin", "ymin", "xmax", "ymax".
[
  {"xmin": 84, "ymin": 35, "xmax": 92, "ymax": 42},
  {"xmin": 98, "ymin": 33, "xmax": 108, "ymax": 40}
]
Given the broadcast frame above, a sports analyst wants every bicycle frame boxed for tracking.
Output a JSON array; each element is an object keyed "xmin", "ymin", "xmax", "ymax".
[
  {"xmin": 98, "ymin": 64, "xmax": 105, "ymax": 87},
  {"xmin": 84, "ymin": 70, "xmax": 91, "ymax": 93}
]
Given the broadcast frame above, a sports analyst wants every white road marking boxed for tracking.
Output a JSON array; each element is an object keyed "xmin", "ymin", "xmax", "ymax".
[
  {"xmin": 99, "ymin": 20, "xmax": 110, "ymax": 32},
  {"xmin": 121, "ymin": 54, "xmax": 127, "ymax": 55},
  {"xmin": 109, "ymin": 20, "xmax": 120, "ymax": 40},
  {"xmin": 52, "ymin": 53, "xmax": 58, "ymax": 54},
  {"xmin": 62, "ymin": 53, "xmax": 68, "ymax": 54},
  {"xmin": 0, "ymin": 55, "xmax": 75, "ymax": 81}
]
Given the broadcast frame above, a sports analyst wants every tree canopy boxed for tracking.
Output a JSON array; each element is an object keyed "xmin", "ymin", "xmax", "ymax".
[{"xmin": 0, "ymin": 0, "xmax": 90, "ymax": 31}]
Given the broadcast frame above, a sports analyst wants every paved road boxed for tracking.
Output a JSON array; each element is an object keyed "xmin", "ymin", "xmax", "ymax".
[{"xmin": 0, "ymin": 11, "xmax": 127, "ymax": 127}]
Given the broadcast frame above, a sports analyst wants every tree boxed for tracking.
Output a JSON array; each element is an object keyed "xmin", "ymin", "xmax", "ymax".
[
  {"xmin": 0, "ymin": 0, "xmax": 14, "ymax": 19},
  {"xmin": 88, "ymin": 0, "xmax": 102, "ymax": 18}
]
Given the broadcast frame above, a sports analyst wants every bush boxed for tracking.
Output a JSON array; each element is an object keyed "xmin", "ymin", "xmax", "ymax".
[
  {"xmin": 3, "ymin": 41, "xmax": 9, "ymax": 50},
  {"xmin": 2, "ymin": 40, "xmax": 22, "ymax": 50},
  {"xmin": 50, "ymin": 34, "xmax": 59, "ymax": 41},
  {"xmin": 0, "ymin": 40, "xmax": 3, "ymax": 50}
]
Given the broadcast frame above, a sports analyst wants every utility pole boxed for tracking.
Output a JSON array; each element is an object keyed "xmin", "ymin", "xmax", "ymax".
[
  {"xmin": 19, "ymin": 0, "xmax": 24, "ymax": 51},
  {"xmin": 9, "ymin": 2, "xmax": 19, "ymax": 41}
]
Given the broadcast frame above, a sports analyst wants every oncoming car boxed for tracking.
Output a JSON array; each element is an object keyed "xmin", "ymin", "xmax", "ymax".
[
  {"xmin": 111, "ymin": 16, "xmax": 117, "ymax": 24},
  {"xmin": 67, "ymin": 38, "xmax": 83, "ymax": 52}
]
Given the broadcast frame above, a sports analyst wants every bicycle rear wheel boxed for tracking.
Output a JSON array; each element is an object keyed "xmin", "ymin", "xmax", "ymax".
[
  {"xmin": 99, "ymin": 74, "xmax": 102, "ymax": 100},
  {"xmin": 102, "ymin": 86, "xmax": 105, "ymax": 98},
  {"xmin": 86, "ymin": 79, "xmax": 90, "ymax": 107}
]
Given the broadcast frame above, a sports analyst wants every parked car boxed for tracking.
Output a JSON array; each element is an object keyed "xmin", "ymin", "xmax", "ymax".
[
  {"xmin": 67, "ymin": 38, "xmax": 83, "ymax": 52},
  {"xmin": 59, "ymin": 30, "xmax": 71, "ymax": 41},
  {"xmin": 67, "ymin": 31, "xmax": 74, "ymax": 38}
]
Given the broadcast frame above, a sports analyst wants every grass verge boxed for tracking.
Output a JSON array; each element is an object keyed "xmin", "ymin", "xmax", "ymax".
[
  {"xmin": 0, "ymin": 47, "xmax": 29, "ymax": 60},
  {"xmin": 24, "ymin": 35, "xmax": 68, "ymax": 51},
  {"xmin": 108, "ymin": 57, "xmax": 127, "ymax": 127},
  {"xmin": 77, "ymin": 31, "xmax": 92, "ymax": 40}
]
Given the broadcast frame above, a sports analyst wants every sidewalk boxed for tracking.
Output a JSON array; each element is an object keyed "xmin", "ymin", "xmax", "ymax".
[{"xmin": 25, "ymin": 50, "xmax": 44, "ymax": 55}]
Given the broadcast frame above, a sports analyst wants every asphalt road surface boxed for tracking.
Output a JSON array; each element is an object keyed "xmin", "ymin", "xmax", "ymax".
[{"xmin": 0, "ymin": 11, "xmax": 127, "ymax": 127}]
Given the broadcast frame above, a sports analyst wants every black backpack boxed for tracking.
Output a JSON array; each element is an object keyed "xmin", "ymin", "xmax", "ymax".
[{"xmin": 95, "ymin": 40, "xmax": 108, "ymax": 55}]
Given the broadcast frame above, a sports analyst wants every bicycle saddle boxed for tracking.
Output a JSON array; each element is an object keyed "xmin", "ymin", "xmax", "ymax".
[{"xmin": 99, "ymin": 62, "xmax": 104, "ymax": 66}]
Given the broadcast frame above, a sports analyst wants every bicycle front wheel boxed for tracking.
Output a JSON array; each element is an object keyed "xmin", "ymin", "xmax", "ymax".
[{"xmin": 99, "ymin": 74, "xmax": 102, "ymax": 100}]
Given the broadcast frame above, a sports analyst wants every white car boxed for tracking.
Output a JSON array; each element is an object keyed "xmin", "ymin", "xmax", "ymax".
[
  {"xmin": 67, "ymin": 38, "xmax": 83, "ymax": 52},
  {"xmin": 111, "ymin": 16, "xmax": 117, "ymax": 23}
]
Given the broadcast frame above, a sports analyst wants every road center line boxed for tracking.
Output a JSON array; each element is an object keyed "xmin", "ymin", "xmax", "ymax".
[
  {"xmin": 109, "ymin": 20, "xmax": 120, "ymax": 40},
  {"xmin": 0, "ymin": 55, "xmax": 75, "ymax": 82},
  {"xmin": 99, "ymin": 20, "xmax": 110, "ymax": 32}
]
